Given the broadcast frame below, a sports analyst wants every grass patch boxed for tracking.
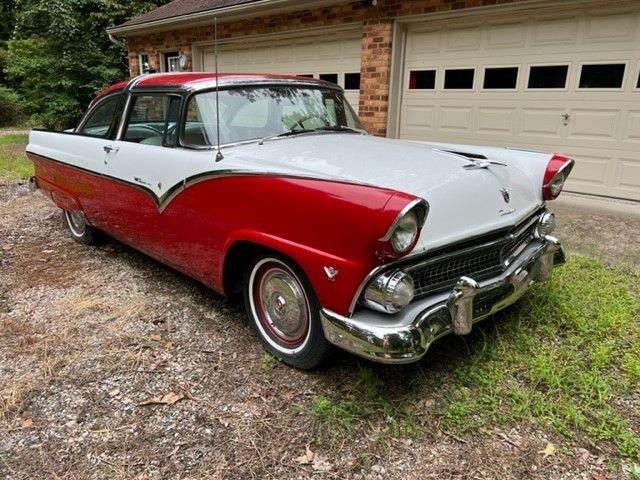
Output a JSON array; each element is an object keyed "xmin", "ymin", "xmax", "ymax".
[
  {"xmin": 312, "ymin": 257, "xmax": 640, "ymax": 460},
  {"xmin": 0, "ymin": 134, "xmax": 32, "ymax": 180}
]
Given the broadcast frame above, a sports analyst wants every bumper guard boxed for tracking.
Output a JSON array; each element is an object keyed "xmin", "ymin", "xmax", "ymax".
[{"xmin": 320, "ymin": 235, "xmax": 564, "ymax": 364}]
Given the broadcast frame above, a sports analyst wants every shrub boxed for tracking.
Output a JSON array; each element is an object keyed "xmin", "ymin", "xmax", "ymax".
[{"xmin": 0, "ymin": 86, "xmax": 23, "ymax": 127}]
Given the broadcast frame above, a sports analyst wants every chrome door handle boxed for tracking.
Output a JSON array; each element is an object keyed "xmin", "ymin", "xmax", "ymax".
[{"xmin": 103, "ymin": 145, "xmax": 119, "ymax": 154}]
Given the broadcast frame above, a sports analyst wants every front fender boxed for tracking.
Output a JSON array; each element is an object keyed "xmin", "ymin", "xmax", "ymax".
[{"xmin": 179, "ymin": 175, "xmax": 419, "ymax": 316}]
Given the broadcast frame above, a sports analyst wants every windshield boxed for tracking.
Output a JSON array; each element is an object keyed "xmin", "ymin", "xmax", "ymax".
[{"xmin": 182, "ymin": 85, "xmax": 364, "ymax": 147}]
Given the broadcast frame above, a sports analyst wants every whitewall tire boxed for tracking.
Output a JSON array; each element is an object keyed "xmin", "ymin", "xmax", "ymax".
[
  {"xmin": 63, "ymin": 210, "xmax": 101, "ymax": 245},
  {"xmin": 244, "ymin": 255, "xmax": 331, "ymax": 369}
]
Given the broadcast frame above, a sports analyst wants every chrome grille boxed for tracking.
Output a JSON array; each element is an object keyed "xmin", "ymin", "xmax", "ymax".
[{"xmin": 406, "ymin": 212, "xmax": 540, "ymax": 298}]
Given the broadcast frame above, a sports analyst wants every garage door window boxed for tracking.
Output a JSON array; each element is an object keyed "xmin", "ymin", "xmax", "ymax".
[
  {"xmin": 444, "ymin": 69, "xmax": 474, "ymax": 90},
  {"xmin": 578, "ymin": 63, "xmax": 626, "ymax": 89},
  {"xmin": 527, "ymin": 65, "xmax": 568, "ymax": 89},
  {"xmin": 319, "ymin": 73, "xmax": 338, "ymax": 85},
  {"xmin": 409, "ymin": 70, "xmax": 436, "ymax": 90},
  {"xmin": 483, "ymin": 67, "xmax": 518, "ymax": 90},
  {"xmin": 344, "ymin": 73, "xmax": 361, "ymax": 90}
]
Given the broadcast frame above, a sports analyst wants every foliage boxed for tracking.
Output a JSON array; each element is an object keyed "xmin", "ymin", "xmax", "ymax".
[
  {"xmin": 0, "ymin": 86, "xmax": 24, "ymax": 127},
  {"xmin": 5, "ymin": 0, "xmax": 169, "ymax": 129},
  {"xmin": 0, "ymin": 0, "xmax": 15, "ymax": 49}
]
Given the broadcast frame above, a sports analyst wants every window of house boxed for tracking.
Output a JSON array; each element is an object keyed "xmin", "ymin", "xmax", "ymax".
[
  {"xmin": 483, "ymin": 67, "xmax": 518, "ymax": 89},
  {"xmin": 344, "ymin": 73, "xmax": 361, "ymax": 90},
  {"xmin": 444, "ymin": 69, "xmax": 474, "ymax": 89},
  {"xmin": 78, "ymin": 95, "xmax": 123, "ymax": 139},
  {"xmin": 298, "ymin": 74, "xmax": 314, "ymax": 78},
  {"xmin": 319, "ymin": 73, "xmax": 339, "ymax": 85},
  {"xmin": 163, "ymin": 51, "xmax": 180, "ymax": 72},
  {"xmin": 637, "ymin": 69, "xmax": 640, "ymax": 89},
  {"xmin": 409, "ymin": 70, "xmax": 436, "ymax": 90},
  {"xmin": 578, "ymin": 63, "xmax": 626, "ymax": 89},
  {"xmin": 138, "ymin": 54, "xmax": 150, "ymax": 75},
  {"xmin": 123, "ymin": 94, "xmax": 181, "ymax": 146},
  {"xmin": 527, "ymin": 65, "xmax": 569, "ymax": 89}
]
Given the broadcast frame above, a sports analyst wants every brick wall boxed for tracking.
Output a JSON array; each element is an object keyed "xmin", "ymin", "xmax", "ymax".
[{"xmin": 124, "ymin": 0, "xmax": 521, "ymax": 136}]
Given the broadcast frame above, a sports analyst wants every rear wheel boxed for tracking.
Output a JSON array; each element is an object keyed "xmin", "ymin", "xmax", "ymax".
[
  {"xmin": 63, "ymin": 210, "xmax": 101, "ymax": 245},
  {"xmin": 244, "ymin": 255, "xmax": 331, "ymax": 369}
]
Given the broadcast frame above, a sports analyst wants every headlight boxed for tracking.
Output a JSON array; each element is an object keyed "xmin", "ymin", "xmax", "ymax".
[
  {"xmin": 363, "ymin": 270, "xmax": 414, "ymax": 313},
  {"xmin": 536, "ymin": 211, "xmax": 556, "ymax": 237},
  {"xmin": 390, "ymin": 211, "xmax": 418, "ymax": 253}
]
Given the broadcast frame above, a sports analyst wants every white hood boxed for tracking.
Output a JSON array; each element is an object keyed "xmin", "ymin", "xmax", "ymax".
[{"xmin": 226, "ymin": 134, "xmax": 546, "ymax": 253}]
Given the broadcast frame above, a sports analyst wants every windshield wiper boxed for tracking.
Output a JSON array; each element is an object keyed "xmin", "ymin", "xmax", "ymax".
[
  {"xmin": 259, "ymin": 125, "xmax": 366, "ymax": 145},
  {"xmin": 314, "ymin": 125, "xmax": 368, "ymax": 135},
  {"xmin": 258, "ymin": 129, "xmax": 317, "ymax": 145}
]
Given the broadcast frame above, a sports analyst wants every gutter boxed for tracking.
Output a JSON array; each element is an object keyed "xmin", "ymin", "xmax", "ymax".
[{"xmin": 108, "ymin": 0, "xmax": 340, "ymax": 37}]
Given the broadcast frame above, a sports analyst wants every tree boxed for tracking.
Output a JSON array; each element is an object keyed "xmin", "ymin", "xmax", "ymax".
[{"xmin": 6, "ymin": 0, "xmax": 169, "ymax": 129}]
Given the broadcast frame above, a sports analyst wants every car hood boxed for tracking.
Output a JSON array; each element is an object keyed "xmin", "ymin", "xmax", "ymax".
[{"xmin": 227, "ymin": 134, "xmax": 543, "ymax": 254}]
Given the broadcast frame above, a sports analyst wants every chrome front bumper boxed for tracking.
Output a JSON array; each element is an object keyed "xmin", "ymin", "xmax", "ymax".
[{"xmin": 320, "ymin": 235, "xmax": 564, "ymax": 364}]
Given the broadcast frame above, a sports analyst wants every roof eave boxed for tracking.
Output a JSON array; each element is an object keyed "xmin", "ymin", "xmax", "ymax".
[{"xmin": 107, "ymin": 0, "xmax": 346, "ymax": 38}]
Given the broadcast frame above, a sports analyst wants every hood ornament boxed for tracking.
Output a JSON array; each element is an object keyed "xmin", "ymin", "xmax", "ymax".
[{"xmin": 500, "ymin": 188, "xmax": 511, "ymax": 203}]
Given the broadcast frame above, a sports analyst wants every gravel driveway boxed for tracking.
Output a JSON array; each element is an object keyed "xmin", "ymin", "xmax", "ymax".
[{"xmin": 0, "ymin": 180, "xmax": 637, "ymax": 479}]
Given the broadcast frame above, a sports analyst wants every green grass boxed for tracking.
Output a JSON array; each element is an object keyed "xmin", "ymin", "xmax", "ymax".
[
  {"xmin": 0, "ymin": 134, "xmax": 32, "ymax": 180},
  {"xmin": 312, "ymin": 257, "xmax": 640, "ymax": 461}
]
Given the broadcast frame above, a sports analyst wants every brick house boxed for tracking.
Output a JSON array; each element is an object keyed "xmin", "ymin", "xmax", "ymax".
[{"xmin": 108, "ymin": 0, "xmax": 640, "ymax": 202}]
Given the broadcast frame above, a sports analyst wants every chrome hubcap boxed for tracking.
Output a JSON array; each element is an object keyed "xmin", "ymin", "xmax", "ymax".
[
  {"xmin": 258, "ymin": 267, "xmax": 309, "ymax": 344},
  {"xmin": 67, "ymin": 211, "xmax": 86, "ymax": 237}
]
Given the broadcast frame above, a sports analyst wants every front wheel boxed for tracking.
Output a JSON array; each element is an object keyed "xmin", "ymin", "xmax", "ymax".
[
  {"xmin": 63, "ymin": 210, "xmax": 101, "ymax": 245},
  {"xmin": 244, "ymin": 255, "xmax": 331, "ymax": 369}
]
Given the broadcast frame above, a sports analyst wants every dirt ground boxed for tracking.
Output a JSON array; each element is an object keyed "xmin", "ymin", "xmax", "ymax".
[{"xmin": 0, "ymin": 180, "xmax": 637, "ymax": 479}]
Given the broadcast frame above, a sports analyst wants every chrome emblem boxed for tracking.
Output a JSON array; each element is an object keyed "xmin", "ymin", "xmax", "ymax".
[
  {"xmin": 500, "ymin": 188, "xmax": 511, "ymax": 203},
  {"xmin": 324, "ymin": 266, "xmax": 338, "ymax": 281}
]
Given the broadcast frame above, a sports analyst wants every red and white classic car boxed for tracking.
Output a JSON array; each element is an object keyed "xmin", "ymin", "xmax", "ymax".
[{"xmin": 27, "ymin": 73, "xmax": 573, "ymax": 368}]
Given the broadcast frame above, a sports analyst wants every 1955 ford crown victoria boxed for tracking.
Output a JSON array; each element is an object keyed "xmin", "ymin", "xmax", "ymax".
[{"xmin": 26, "ymin": 72, "xmax": 574, "ymax": 368}]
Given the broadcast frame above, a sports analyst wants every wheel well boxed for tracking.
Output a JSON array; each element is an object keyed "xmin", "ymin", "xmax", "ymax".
[{"xmin": 222, "ymin": 241, "xmax": 274, "ymax": 301}]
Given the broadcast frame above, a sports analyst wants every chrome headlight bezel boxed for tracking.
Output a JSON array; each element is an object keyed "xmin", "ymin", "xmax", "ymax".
[
  {"xmin": 390, "ymin": 211, "xmax": 418, "ymax": 253},
  {"xmin": 362, "ymin": 270, "xmax": 415, "ymax": 314},
  {"xmin": 380, "ymin": 199, "xmax": 429, "ymax": 255}
]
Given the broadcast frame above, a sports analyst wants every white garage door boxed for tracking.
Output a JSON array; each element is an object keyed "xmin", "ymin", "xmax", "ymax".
[
  {"xmin": 201, "ymin": 32, "xmax": 362, "ymax": 112},
  {"xmin": 399, "ymin": 7, "xmax": 640, "ymax": 201}
]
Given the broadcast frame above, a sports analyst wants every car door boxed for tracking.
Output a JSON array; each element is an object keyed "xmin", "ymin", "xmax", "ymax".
[
  {"xmin": 99, "ymin": 93, "xmax": 192, "ymax": 263},
  {"xmin": 67, "ymin": 93, "xmax": 125, "ymax": 227}
]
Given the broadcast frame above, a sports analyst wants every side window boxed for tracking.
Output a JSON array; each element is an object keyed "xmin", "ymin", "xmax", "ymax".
[
  {"xmin": 123, "ymin": 94, "xmax": 181, "ymax": 146},
  {"xmin": 79, "ymin": 96, "xmax": 123, "ymax": 138}
]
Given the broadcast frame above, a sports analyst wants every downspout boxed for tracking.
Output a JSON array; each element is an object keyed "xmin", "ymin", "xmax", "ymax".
[
  {"xmin": 108, "ymin": 31, "xmax": 132, "ymax": 77},
  {"xmin": 108, "ymin": 31, "xmax": 127, "ymax": 49}
]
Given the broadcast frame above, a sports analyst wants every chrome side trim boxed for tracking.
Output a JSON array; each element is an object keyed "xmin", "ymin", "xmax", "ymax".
[
  {"xmin": 26, "ymin": 150, "xmax": 380, "ymax": 214},
  {"xmin": 378, "ymin": 198, "xmax": 429, "ymax": 242}
]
